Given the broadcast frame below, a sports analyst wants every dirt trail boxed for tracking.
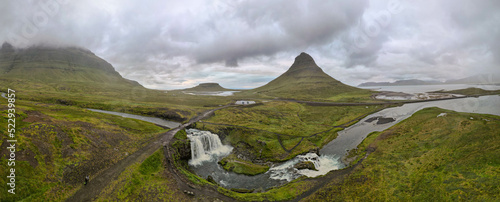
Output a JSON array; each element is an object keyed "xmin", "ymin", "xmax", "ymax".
[{"xmin": 66, "ymin": 106, "xmax": 230, "ymax": 202}]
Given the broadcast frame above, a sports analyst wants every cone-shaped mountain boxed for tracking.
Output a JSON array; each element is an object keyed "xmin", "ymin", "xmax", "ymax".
[{"xmin": 250, "ymin": 52, "xmax": 364, "ymax": 99}]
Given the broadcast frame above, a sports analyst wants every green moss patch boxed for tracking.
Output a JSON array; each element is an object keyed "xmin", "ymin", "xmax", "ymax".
[{"xmin": 219, "ymin": 154, "xmax": 269, "ymax": 176}]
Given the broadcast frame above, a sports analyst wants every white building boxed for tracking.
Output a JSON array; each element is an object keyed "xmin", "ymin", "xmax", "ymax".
[{"xmin": 235, "ymin": 100, "xmax": 256, "ymax": 105}]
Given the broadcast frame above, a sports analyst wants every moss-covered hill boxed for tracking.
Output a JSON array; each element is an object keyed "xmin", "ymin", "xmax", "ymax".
[
  {"xmin": 0, "ymin": 42, "xmax": 141, "ymax": 91},
  {"xmin": 306, "ymin": 107, "xmax": 500, "ymax": 201},
  {"xmin": 0, "ymin": 100, "xmax": 168, "ymax": 201}
]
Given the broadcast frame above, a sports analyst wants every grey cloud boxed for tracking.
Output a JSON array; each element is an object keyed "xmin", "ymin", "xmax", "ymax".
[
  {"xmin": 1, "ymin": 0, "xmax": 500, "ymax": 89},
  {"xmin": 191, "ymin": 0, "xmax": 368, "ymax": 66}
]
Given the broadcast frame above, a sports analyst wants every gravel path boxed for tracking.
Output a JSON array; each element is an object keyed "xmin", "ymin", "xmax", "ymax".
[{"xmin": 66, "ymin": 106, "xmax": 230, "ymax": 202}]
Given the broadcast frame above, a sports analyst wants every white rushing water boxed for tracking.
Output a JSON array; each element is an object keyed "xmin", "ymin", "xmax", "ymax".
[
  {"xmin": 187, "ymin": 129, "xmax": 233, "ymax": 166},
  {"xmin": 268, "ymin": 153, "xmax": 343, "ymax": 181},
  {"xmin": 188, "ymin": 95, "xmax": 499, "ymax": 189}
]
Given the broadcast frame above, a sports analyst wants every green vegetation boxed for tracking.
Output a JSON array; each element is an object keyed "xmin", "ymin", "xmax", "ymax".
[
  {"xmin": 219, "ymin": 154, "xmax": 269, "ymax": 175},
  {"xmin": 197, "ymin": 101, "xmax": 381, "ymax": 161},
  {"xmin": 218, "ymin": 178, "xmax": 315, "ymax": 201},
  {"xmin": 0, "ymin": 100, "xmax": 167, "ymax": 201},
  {"xmin": 306, "ymin": 107, "xmax": 500, "ymax": 201},
  {"xmin": 97, "ymin": 149, "xmax": 187, "ymax": 201},
  {"xmin": 431, "ymin": 87, "xmax": 500, "ymax": 96},
  {"xmin": 173, "ymin": 128, "xmax": 187, "ymax": 140},
  {"xmin": 138, "ymin": 150, "xmax": 162, "ymax": 175}
]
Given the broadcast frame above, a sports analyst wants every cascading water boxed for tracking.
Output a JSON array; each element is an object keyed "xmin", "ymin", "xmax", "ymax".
[
  {"xmin": 185, "ymin": 95, "xmax": 500, "ymax": 190},
  {"xmin": 268, "ymin": 153, "xmax": 343, "ymax": 181},
  {"xmin": 186, "ymin": 129, "xmax": 232, "ymax": 166}
]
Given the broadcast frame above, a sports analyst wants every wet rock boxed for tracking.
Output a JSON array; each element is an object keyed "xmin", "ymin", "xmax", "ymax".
[
  {"xmin": 307, "ymin": 147, "xmax": 320, "ymax": 155},
  {"xmin": 206, "ymin": 175, "xmax": 217, "ymax": 185},
  {"xmin": 365, "ymin": 116, "xmax": 395, "ymax": 125},
  {"xmin": 377, "ymin": 117, "xmax": 395, "ymax": 124},
  {"xmin": 175, "ymin": 139, "xmax": 191, "ymax": 160},
  {"xmin": 294, "ymin": 161, "xmax": 317, "ymax": 171}
]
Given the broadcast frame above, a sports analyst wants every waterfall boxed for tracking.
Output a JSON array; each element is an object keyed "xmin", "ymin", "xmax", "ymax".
[
  {"xmin": 186, "ymin": 129, "xmax": 232, "ymax": 166},
  {"xmin": 269, "ymin": 153, "xmax": 343, "ymax": 181}
]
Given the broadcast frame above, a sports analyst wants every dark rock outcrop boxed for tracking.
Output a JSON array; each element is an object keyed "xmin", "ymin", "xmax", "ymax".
[
  {"xmin": 365, "ymin": 116, "xmax": 396, "ymax": 125},
  {"xmin": 294, "ymin": 161, "xmax": 317, "ymax": 171},
  {"xmin": 206, "ymin": 175, "xmax": 217, "ymax": 185},
  {"xmin": 174, "ymin": 139, "xmax": 191, "ymax": 160}
]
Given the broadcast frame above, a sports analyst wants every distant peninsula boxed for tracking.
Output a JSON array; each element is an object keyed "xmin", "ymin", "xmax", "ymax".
[{"xmin": 359, "ymin": 74, "xmax": 500, "ymax": 87}]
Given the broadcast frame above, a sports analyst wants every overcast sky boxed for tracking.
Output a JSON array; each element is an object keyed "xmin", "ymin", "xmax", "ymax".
[{"xmin": 1, "ymin": 0, "xmax": 499, "ymax": 89}]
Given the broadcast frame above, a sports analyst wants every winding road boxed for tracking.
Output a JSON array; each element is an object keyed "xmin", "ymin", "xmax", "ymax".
[{"xmin": 66, "ymin": 105, "xmax": 231, "ymax": 202}]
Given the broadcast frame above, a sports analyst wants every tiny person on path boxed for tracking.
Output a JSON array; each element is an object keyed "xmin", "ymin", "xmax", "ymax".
[{"xmin": 84, "ymin": 175, "xmax": 89, "ymax": 185}]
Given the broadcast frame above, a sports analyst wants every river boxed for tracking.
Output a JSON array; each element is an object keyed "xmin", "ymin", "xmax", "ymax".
[
  {"xmin": 87, "ymin": 109, "xmax": 181, "ymax": 128},
  {"xmin": 187, "ymin": 95, "xmax": 500, "ymax": 190}
]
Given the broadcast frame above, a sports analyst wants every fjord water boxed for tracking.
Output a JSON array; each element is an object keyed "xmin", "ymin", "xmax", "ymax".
[
  {"xmin": 188, "ymin": 95, "xmax": 500, "ymax": 190},
  {"xmin": 359, "ymin": 84, "xmax": 500, "ymax": 93}
]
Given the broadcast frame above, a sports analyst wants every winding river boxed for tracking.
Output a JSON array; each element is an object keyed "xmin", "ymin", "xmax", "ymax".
[
  {"xmin": 87, "ymin": 109, "xmax": 181, "ymax": 128},
  {"xmin": 86, "ymin": 95, "xmax": 500, "ymax": 190},
  {"xmin": 188, "ymin": 95, "xmax": 500, "ymax": 190}
]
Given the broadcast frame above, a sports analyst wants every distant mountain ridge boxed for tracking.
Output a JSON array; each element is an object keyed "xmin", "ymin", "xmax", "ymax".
[
  {"xmin": 248, "ymin": 52, "xmax": 365, "ymax": 99},
  {"xmin": 359, "ymin": 79, "xmax": 442, "ymax": 87},
  {"xmin": 183, "ymin": 83, "xmax": 233, "ymax": 91}
]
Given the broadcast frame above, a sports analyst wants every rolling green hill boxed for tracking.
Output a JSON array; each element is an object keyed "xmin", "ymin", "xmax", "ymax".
[{"xmin": 246, "ymin": 52, "xmax": 370, "ymax": 100}]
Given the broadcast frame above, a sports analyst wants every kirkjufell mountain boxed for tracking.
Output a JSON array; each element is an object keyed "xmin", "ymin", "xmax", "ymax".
[{"xmin": 249, "ymin": 52, "xmax": 365, "ymax": 99}]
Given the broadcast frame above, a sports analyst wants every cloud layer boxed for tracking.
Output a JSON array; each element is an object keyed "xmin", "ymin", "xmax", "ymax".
[{"xmin": 1, "ymin": 0, "xmax": 499, "ymax": 89}]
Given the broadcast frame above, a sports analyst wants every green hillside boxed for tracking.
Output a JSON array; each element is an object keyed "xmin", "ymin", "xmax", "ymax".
[
  {"xmin": 306, "ymin": 107, "xmax": 500, "ymax": 201},
  {"xmin": 246, "ymin": 52, "xmax": 370, "ymax": 100},
  {"xmin": 0, "ymin": 42, "xmax": 142, "ymax": 92}
]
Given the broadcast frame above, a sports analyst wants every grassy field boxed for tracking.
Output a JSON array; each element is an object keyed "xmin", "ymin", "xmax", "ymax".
[
  {"xmin": 96, "ymin": 149, "xmax": 188, "ymax": 201},
  {"xmin": 305, "ymin": 107, "xmax": 500, "ymax": 201},
  {"xmin": 218, "ymin": 178, "xmax": 315, "ymax": 201},
  {"xmin": 196, "ymin": 101, "xmax": 382, "ymax": 161},
  {"xmin": 0, "ymin": 80, "xmax": 234, "ymax": 123},
  {"xmin": 0, "ymin": 100, "xmax": 168, "ymax": 201}
]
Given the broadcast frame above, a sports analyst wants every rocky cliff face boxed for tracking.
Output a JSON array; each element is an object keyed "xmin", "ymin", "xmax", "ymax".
[{"xmin": 175, "ymin": 139, "xmax": 192, "ymax": 160}]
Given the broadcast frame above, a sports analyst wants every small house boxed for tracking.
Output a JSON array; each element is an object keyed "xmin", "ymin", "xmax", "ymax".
[{"xmin": 235, "ymin": 100, "xmax": 256, "ymax": 105}]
